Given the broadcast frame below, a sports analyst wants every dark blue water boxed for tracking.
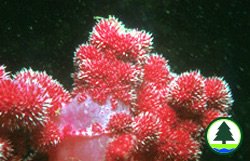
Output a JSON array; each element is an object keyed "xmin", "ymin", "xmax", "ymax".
[{"xmin": 214, "ymin": 148, "xmax": 235, "ymax": 153}]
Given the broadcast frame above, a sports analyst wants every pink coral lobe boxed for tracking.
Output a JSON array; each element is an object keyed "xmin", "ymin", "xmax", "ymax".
[{"xmin": 49, "ymin": 94, "xmax": 130, "ymax": 160}]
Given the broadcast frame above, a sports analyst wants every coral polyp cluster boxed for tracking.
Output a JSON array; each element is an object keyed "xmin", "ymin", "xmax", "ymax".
[
  {"xmin": 0, "ymin": 66, "xmax": 69, "ymax": 160},
  {"xmin": 0, "ymin": 16, "xmax": 233, "ymax": 160}
]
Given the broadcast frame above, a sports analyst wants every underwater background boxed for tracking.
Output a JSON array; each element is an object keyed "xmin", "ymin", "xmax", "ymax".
[{"xmin": 0, "ymin": 0, "xmax": 249, "ymax": 160}]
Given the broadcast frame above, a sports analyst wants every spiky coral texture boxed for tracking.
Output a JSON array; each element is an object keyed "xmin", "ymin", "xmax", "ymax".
[
  {"xmin": 0, "ymin": 65, "xmax": 10, "ymax": 80},
  {"xmin": 14, "ymin": 68, "xmax": 71, "ymax": 118},
  {"xmin": 0, "ymin": 78, "xmax": 50, "ymax": 131},
  {"xmin": 0, "ymin": 68, "xmax": 69, "ymax": 159},
  {"xmin": 0, "ymin": 137, "xmax": 13, "ymax": 161},
  {"xmin": 31, "ymin": 121, "xmax": 61, "ymax": 153},
  {"xmin": 107, "ymin": 112, "xmax": 133, "ymax": 135},
  {"xmin": 105, "ymin": 134, "xmax": 136, "ymax": 161},
  {"xmin": 0, "ymin": 16, "xmax": 233, "ymax": 161},
  {"xmin": 205, "ymin": 77, "xmax": 233, "ymax": 112}
]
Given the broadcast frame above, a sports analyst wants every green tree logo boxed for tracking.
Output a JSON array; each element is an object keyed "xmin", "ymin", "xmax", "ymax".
[
  {"xmin": 205, "ymin": 117, "xmax": 242, "ymax": 155},
  {"xmin": 214, "ymin": 121, "xmax": 234, "ymax": 144}
]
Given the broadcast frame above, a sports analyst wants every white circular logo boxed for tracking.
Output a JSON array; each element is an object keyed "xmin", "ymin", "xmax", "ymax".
[{"xmin": 205, "ymin": 117, "xmax": 242, "ymax": 155}]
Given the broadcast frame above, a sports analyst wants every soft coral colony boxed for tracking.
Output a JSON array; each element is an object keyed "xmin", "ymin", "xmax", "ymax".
[{"xmin": 0, "ymin": 16, "xmax": 233, "ymax": 161}]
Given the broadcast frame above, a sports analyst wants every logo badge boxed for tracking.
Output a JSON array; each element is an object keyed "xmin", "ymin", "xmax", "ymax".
[{"xmin": 205, "ymin": 117, "xmax": 242, "ymax": 155}]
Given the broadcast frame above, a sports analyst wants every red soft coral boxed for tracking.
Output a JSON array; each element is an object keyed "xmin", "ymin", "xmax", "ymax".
[
  {"xmin": 107, "ymin": 112, "xmax": 133, "ymax": 135},
  {"xmin": 13, "ymin": 68, "xmax": 71, "ymax": 118},
  {"xmin": 168, "ymin": 71, "xmax": 207, "ymax": 115},
  {"xmin": 0, "ymin": 137, "xmax": 13, "ymax": 161},
  {"xmin": 205, "ymin": 77, "xmax": 233, "ymax": 113},
  {"xmin": 0, "ymin": 16, "xmax": 235, "ymax": 161},
  {"xmin": 105, "ymin": 134, "xmax": 136, "ymax": 161},
  {"xmin": 72, "ymin": 43, "xmax": 143, "ymax": 105},
  {"xmin": 31, "ymin": 121, "xmax": 61, "ymax": 153},
  {"xmin": 158, "ymin": 125, "xmax": 201, "ymax": 161},
  {"xmin": 0, "ymin": 79, "xmax": 50, "ymax": 131},
  {"xmin": 90, "ymin": 16, "xmax": 152, "ymax": 63},
  {"xmin": 132, "ymin": 112, "xmax": 162, "ymax": 152},
  {"xmin": 143, "ymin": 55, "xmax": 171, "ymax": 86},
  {"xmin": 0, "ymin": 65, "xmax": 10, "ymax": 80}
]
